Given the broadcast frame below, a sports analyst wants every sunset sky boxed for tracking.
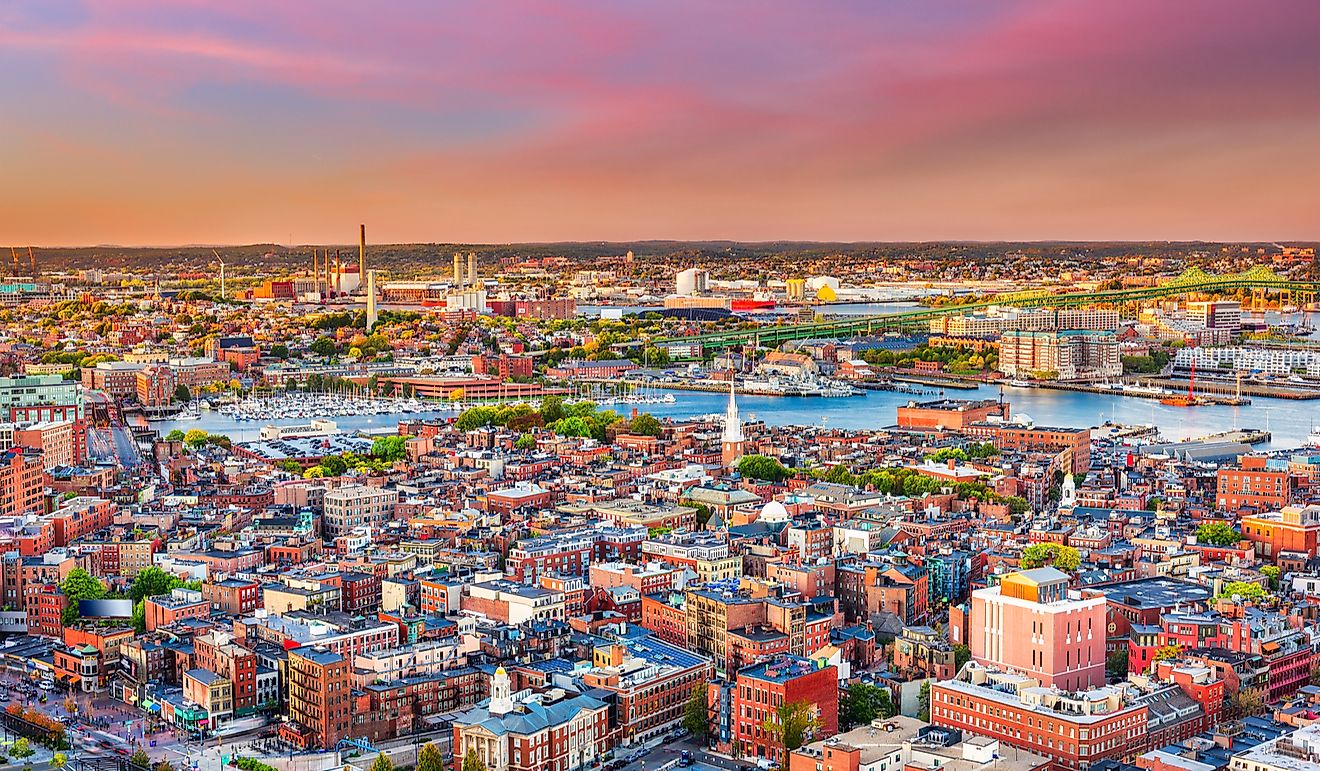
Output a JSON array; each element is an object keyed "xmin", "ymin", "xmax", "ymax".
[{"xmin": 3, "ymin": 0, "xmax": 1319, "ymax": 246}]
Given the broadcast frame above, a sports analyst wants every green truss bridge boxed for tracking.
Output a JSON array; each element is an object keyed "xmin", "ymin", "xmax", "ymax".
[{"xmin": 636, "ymin": 266, "xmax": 1320, "ymax": 355}]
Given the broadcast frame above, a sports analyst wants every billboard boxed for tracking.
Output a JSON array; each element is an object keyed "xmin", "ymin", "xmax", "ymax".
[{"xmin": 78, "ymin": 599, "xmax": 135, "ymax": 618}]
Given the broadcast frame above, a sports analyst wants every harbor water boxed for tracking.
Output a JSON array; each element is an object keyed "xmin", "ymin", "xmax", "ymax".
[{"xmin": 152, "ymin": 384, "xmax": 1315, "ymax": 449}]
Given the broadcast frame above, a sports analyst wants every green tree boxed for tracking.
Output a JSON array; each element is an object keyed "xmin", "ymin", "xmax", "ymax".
[
  {"xmin": 1217, "ymin": 581, "xmax": 1267, "ymax": 601},
  {"xmin": 1020, "ymin": 543, "xmax": 1081, "ymax": 572},
  {"xmin": 1153, "ymin": 644, "xmax": 1181, "ymax": 663},
  {"xmin": 129, "ymin": 566, "xmax": 183, "ymax": 602},
  {"xmin": 319, "ymin": 455, "xmax": 349, "ymax": 476},
  {"xmin": 456, "ymin": 406, "xmax": 498, "ymax": 432},
  {"xmin": 514, "ymin": 433, "xmax": 536, "ymax": 451},
  {"xmin": 310, "ymin": 336, "xmax": 337, "ymax": 357},
  {"xmin": 840, "ymin": 683, "xmax": 896, "ymax": 728},
  {"xmin": 738, "ymin": 455, "xmax": 790, "ymax": 483},
  {"xmin": 461, "ymin": 748, "xmax": 487, "ymax": 771},
  {"xmin": 823, "ymin": 464, "xmax": 856, "ymax": 485},
  {"xmin": 1004, "ymin": 496, "xmax": 1030, "ymax": 516},
  {"xmin": 52, "ymin": 753, "xmax": 68, "ymax": 770},
  {"xmin": 164, "ymin": 430, "xmax": 185, "ymax": 442},
  {"xmin": 155, "ymin": 762, "xmax": 175, "ymax": 771},
  {"xmin": 129, "ymin": 747, "xmax": 150, "ymax": 768},
  {"xmin": 1260, "ymin": 565, "xmax": 1281, "ymax": 590},
  {"xmin": 953, "ymin": 644, "xmax": 971, "ymax": 672},
  {"xmin": 762, "ymin": 700, "xmax": 821, "ymax": 753},
  {"xmin": 369, "ymin": 754, "xmax": 393, "ymax": 771},
  {"xmin": 269, "ymin": 344, "xmax": 290, "ymax": 359},
  {"xmin": 629, "ymin": 413, "xmax": 662, "ymax": 437},
  {"xmin": 60, "ymin": 568, "xmax": 107, "ymax": 625},
  {"xmin": 132, "ymin": 600, "xmax": 146, "ymax": 634},
  {"xmin": 277, "ymin": 459, "xmax": 303, "ymax": 473},
  {"xmin": 173, "ymin": 384, "xmax": 191, "ymax": 403},
  {"xmin": 9, "ymin": 739, "xmax": 33, "ymax": 760},
  {"xmin": 681, "ymin": 683, "xmax": 710, "ymax": 739},
  {"xmin": 1106, "ymin": 648, "xmax": 1129, "ymax": 679},
  {"xmin": 371, "ymin": 435, "xmax": 409, "ymax": 463},
  {"xmin": 918, "ymin": 680, "xmax": 931, "ymax": 722},
  {"xmin": 1195, "ymin": 522, "xmax": 1241, "ymax": 546},
  {"xmin": 415, "ymin": 743, "xmax": 444, "ymax": 771},
  {"xmin": 539, "ymin": 395, "xmax": 565, "ymax": 424},
  {"xmin": 183, "ymin": 428, "xmax": 209, "ymax": 449}
]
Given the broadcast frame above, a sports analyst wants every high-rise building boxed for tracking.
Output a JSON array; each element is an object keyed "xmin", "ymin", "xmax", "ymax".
[
  {"xmin": 970, "ymin": 568, "xmax": 1106, "ymax": 691},
  {"xmin": 1187, "ymin": 300, "xmax": 1242, "ymax": 332}
]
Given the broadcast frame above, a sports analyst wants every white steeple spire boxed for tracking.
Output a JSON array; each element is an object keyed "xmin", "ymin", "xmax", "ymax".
[{"xmin": 722, "ymin": 379, "xmax": 744, "ymax": 443}]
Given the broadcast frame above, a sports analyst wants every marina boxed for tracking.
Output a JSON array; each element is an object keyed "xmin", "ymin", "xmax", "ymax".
[{"xmin": 150, "ymin": 381, "xmax": 1320, "ymax": 450}]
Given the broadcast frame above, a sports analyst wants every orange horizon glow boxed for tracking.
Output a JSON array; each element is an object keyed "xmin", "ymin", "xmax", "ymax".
[{"xmin": 3, "ymin": 1, "xmax": 1319, "ymax": 247}]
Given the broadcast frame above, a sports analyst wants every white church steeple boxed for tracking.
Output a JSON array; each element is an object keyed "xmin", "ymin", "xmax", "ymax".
[{"xmin": 722, "ymin": 379, "xmax": 745, "ymax": 468}]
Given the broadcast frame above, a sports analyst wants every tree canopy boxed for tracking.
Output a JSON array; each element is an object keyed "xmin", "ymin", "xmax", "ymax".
[
  {"xmin": 1195, "ymin": 522, "xmax": 1241, "ymax": 546},
  {"xmin": 762, "ymin": 700, "xmax": 821, "ymax": 753},
  {"xmin": 738, "ymin": 455, "xmax": 791, "ymax": 483},
  {"xmin": 60, "ymin": 568, "xmax": 107, "ymax": 625},
  {"xmin": 1019, "ymin": 543, "xmax": 1081, "ymax": 572},
  {"xmin": 1217, "ymin": 581, "xmax": 1267, "ymax": 601},
  {"xmin": 840, "ymin": 683, "xmax": 896, "ymax": 728}
]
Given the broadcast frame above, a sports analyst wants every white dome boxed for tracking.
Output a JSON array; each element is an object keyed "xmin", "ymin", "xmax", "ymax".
[{"xmin": 759, "ymin": 500, "xmax": 790, "ymax": 522}]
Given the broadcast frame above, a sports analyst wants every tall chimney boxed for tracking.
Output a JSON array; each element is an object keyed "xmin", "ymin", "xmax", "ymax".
[
  {"xmin": 467, "ymin": 252, "xmax": 477, "ymax": 286},
  {"xmin": 335, "ymin": 249, "xmax": 343, "ymax": 293},
  {"xmin": 28, "ymin": 247, "xmax": 35, "ymax": 280},
  {"xmin": 359, "ymin": 224, "xmax": 366, "ymax": 289},
  {"xmin": 366, "ymin": 270, "xmax": 378, "ymax": 329},
  {"xmin": 453, "ymin": 252, "xmax": 464, "ymax": 288},
  {"xmin": 313, "ymin": 249, "xmax": 320, "ymax": 296},
  {"xmin": 325, "ymin": 247, "xmax": 333, "ymax": 299}
]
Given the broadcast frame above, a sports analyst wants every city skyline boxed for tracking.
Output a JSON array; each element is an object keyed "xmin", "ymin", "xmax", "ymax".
[{"xmin": 4, "ymin": 0, "xmax": 1320, "ymax": 246}]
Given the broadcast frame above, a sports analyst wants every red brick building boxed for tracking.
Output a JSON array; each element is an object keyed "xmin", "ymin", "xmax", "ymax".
[
  {"xmin": 895, "ymin": 399, "xmax": 1007, "ymax": 431},
  {"xmin": 1217, "ymin": 455, "xmax": 1293, "ymax": 511},
  {"xmin": 283, "ymin": 647, "xmax": 352, "ymax": 750},
  {"xmin": 730, "ymin": 656, "xmax": 838, "ymax": 766}
]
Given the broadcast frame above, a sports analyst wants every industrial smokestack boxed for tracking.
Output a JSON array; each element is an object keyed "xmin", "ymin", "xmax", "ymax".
[
  {"xmin": 335, "ymin": 249, "xmax": 343, "ymax": 294},
  {"xmin": 366, "ymin": 269, "xmax": 378, "ymax": 329},
  {"xmin": 325, "ymin": 247, "xmax": 333, "ymax": 299},
  {"xmin": 467, "ymin": 252, "xmax": 476, "ymax": 286},
  {"xmin": 453, "ymin": 252, "xmax": 464, "ymax": 288},
  {"xmin": 313, "ymin": 249, "xmax": 320, "ymax": 293},
  {"xmin": 28, "ymin": 247, "xmax": 35, "ymax": 280},
  {"xmin": 359, "ymin": 224, "xmax": 366, "ymax": 290}
]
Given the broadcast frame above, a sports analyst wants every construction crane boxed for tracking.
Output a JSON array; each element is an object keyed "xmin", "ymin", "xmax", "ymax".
[
  {"xmin": 212, "ymin": 250, "xmax": 227, "ymax": 300},
  {"xmin": 28, "ymin": 247, "xmax": 35, "ymax": 280}
]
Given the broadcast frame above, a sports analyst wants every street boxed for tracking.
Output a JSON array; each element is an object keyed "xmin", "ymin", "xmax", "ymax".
[{"xmin": 613, "ymin": 735, "xmax": 754, "ymax": 771}]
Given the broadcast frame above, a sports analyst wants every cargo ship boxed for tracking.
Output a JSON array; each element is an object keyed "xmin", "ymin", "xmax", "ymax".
[{"xmin": 731, "ymin": 298, "xmax": 777, "ymax": 312}]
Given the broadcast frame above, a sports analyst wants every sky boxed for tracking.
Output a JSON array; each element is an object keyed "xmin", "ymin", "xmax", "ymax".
[{"xmin": 3, "ymin": 0, "xmax": 1319, "ymax": 246}]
